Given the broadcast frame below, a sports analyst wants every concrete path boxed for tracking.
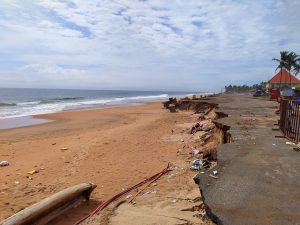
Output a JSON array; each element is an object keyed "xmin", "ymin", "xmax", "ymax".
[{"xmin": 195, "ymin": 94, "xmax": 300, "ymax": 225}]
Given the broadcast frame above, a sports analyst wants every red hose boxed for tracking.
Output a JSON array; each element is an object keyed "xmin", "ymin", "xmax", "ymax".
[{"xmin": 73, "ymin": 164, "xmax": 171, "ymax": 225}]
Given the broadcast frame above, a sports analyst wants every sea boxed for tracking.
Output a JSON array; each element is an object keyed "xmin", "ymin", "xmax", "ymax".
[{"xmin": 0, "ymin": 88, "xmax": 207, "ymax": 119}]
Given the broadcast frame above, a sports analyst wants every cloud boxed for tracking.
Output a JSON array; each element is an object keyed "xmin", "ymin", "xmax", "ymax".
[
  {"xmin": 19, "ymin": 63, "xmax": 87, "ymax": 78},
  {"xmin": 0, "ymin": 0, "xmax": 299, "ymax": 91}
]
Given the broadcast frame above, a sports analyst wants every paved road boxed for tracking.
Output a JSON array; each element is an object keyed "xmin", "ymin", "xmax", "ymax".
[{"xmin": 195, "ymin": 94, "xmax": 300, "ymax": 225}]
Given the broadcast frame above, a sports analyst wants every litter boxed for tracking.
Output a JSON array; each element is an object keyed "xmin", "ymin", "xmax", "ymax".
[
  {"xmin": 61, "ymin": 148, "xmax": 68, "ymax": 151},
  {"xmin": 125, "ymin": 194, "xmax": 132, "ymax": 199},
  {"xmin": 0, "ymin": 160, "xmax": 9, "ymax": 167},
  {"xmin": 191, "ymin": 159, "xmax": 204, "ymax": 170},
  {"xmin": 180, "ymin": 139, "xmax": 184, "ymax": 142},
  {"xmin": 209, "ymin": 174, "xmax": 218, "ymax": 179},
  {"xmin": 27, "ymin": 170, "xmax": 39, "ymax": 175},
  {"xmin": 286, "ymin": 141, "xmax": 295, "ymax": 146},
  {"xmin": 212, "ymin": 170, "xmax": 218, "ymax": 175},
  {"xmin": 293, "ymin": 143, "xmax": 300, "ymax": 151},
  {"xmin": 167, "ymin": 174, "xmax": 176, "ymax": 178},
  {"xmin": 169, "ymin": 165, "xmax": 177, "ymax": 170},
  {"xmin": 192, "ymin": 147, "xmax": 200, "ymax": 155}
]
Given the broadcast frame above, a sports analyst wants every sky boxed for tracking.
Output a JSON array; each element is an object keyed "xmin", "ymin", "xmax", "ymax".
[{"xmin": 0, "ymin": 0, "xmax": 299, "ymax": 92}]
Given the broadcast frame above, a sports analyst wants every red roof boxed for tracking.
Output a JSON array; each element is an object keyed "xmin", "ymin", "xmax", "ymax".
[{"xmin": 268, "ymin": 69, "xmax": 300, "ymax": 84}]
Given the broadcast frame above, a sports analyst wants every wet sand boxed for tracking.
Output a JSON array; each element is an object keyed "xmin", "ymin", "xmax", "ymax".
[
  {"xmin": 0, "ymin": 116, "xmax": 51, "ymax": 130},
  {"xmin": 0, "ymin": 102, "xmax": 193, "ymax": 224}
]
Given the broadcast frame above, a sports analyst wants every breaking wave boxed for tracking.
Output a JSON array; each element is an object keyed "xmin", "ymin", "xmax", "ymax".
[{"xmin": 0, "ymin": 94, "xmax": 169, "ymax": 119}]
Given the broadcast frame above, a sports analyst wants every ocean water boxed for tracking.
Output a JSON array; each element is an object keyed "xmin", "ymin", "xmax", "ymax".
[{"xmin": 0, "ymin": 88, "xmax": 200, "ymax": 119}]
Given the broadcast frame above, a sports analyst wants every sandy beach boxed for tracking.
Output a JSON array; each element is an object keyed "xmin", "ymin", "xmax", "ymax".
[
  {"xmin": 2, "ymin": 94, "xmax": 299, "ymax": 225},
  {"xmin": 0, "ymin": 101, "xmax": 201, "ymax": 224}
]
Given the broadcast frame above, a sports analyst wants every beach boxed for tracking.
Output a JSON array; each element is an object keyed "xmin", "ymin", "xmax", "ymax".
[
  {"xmin": 2, "ymin": 93, "xmax": 299, "ymax": 225},
  {"xmin": 0, "ymin": 101, "xmax": 198, "ymax": 224}
]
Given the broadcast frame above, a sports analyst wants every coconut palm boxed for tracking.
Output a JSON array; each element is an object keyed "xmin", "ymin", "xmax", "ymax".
[
  {"xmin": 273, "ymin": 51, "xmax": 290, "ymax": 90},
  {"xmin": 285, "ymin": 52, "xmax": 299, "ymax": 86},
  {"xmin": 288, "ymin": 52, "xmax": 300, "ymax": 76}
]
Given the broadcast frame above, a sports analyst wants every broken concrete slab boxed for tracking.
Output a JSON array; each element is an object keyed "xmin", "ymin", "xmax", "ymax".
[{"xmin": 195, "ymin": 94, "xmax": 300, "ymax": 225}]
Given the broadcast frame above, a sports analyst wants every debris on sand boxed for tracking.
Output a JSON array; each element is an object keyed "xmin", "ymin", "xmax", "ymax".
[
  {"xmin": 162, "ymin": 98, "xmax": 177, "ymax": 109},
  {"xmin": 27, "ymin": 170, "xmax": 39, "ymax": 175},
  {"xmin": 167, "ymin": 174, "xmax": 176, "ymax": 179},
  {"xmin": 190, "ymin": 122, "xmax": 201, "ymax": 134},
  {"xmin": 209, "ymin": 174, "xmax": 218, "ymax": 179},
  {"xmin": 0, "ymin": 160, "xmax": 9, "ymax": 167},
  {"xmin": 293, "ymin": 143, "xmax": 300, "ymax": 151},
  {"xmin": 168, "ymin": 104, "xmax": 177, "ymax": 113},
  {"xmin": 286, "ymin": 141, "xmax": 295, "ymax": 146},
  {"xmin": 191, "ymin": 159, "xmax": 204, "ymax": 170},
  {"xmin": 60, "ymin": 147, "xmax": 68, "ymax": 151},
  {"xmin": 191, "ymin": 147, "xmax": 201, "ymax": 156}
]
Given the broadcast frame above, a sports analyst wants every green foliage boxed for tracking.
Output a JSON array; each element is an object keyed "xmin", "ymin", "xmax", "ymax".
[
  {"xmin": 273, "ymin": 51, "xmax": 300, "ymax": 76},
  {"xmin": 224, "ymin": 82, "xmax": 267, "ymax": 93}
]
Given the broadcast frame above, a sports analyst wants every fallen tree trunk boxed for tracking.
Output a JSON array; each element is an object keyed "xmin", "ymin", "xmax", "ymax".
[{"xmin": 1, "ymin": 182, "xmax": 96, "ymax": 225}]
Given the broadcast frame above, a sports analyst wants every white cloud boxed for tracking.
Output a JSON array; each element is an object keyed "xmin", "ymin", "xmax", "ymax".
[
  {"xmin": 0, "ymin": 0, "xmax": 299, "ymax": 91},
  {"xmin": 19, "ymin": 63, "xmax": 87, "ymax": 77}
]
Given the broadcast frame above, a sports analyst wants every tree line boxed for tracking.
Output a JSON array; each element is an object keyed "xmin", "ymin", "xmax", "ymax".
[{"xmin": 225, "ymin": 82, "xmax": 267, "ymax": 93}]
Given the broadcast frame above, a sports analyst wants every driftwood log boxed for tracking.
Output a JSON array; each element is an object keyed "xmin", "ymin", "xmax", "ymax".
[{"xmin": 1, "ymin": 182, "xmax": 96, "ymax": 225}]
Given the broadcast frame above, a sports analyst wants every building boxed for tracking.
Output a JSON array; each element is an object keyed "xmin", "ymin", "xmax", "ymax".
[{"xmin": 268, "ymin": 69, "xmax": 300, "ymax": 89}]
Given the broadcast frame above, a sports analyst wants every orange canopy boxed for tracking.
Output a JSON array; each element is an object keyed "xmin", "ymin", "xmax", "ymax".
[{"xmin": 268, "ymin": 69, "xmax": 300, "ymax": 84}]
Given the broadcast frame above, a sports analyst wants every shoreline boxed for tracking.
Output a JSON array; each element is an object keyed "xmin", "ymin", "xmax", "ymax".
[
  {"xmin": 0, "ymin": 102, "xmax": 149, "ymax": 130},
  {"xmin": 0, "ymin": 89, "xmax": 208, "ymax": 121},
  {"xmin": 0, "ymin": 93, "xmax": 212, "ymax": 130}
]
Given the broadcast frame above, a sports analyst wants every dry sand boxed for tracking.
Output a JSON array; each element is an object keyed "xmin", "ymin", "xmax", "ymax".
[{"xmin": 0, "ymin": 102, "xmax": 216, "ymax": 224}]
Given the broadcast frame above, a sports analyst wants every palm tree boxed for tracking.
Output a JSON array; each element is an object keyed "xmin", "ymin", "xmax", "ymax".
[
  {"xmin": 273, "ymin": 51, "xmax": 289, "ymax": 90},
  {"xmin": 286, "ymin": 52, "xmax": 300, "ymax": 87},
  {"xmin": 289, "ymin": 52, "xmax": 300, "ymax": 76}
]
